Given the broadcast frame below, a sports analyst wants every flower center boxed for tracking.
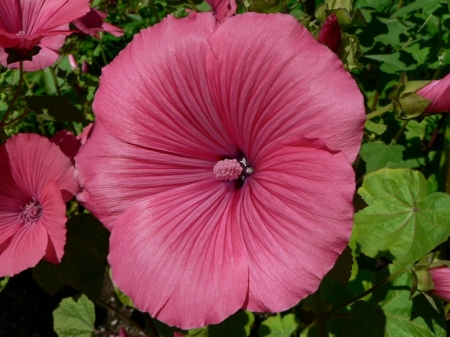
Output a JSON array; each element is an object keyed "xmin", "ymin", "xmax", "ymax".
[
  {"xmin": 16, "ymin": 31, "xmax": 26, "ymax": 36},
  {"xmin": 213, "ymin": 156, "xmax": 253, "ymax": 183},
  {"xmin": 19, "ymin": 199, "xmax": 42, "ymax": 224}
]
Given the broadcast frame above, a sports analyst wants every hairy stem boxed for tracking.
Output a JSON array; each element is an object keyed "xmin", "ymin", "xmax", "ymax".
[{"xmin": 366, "ymin": 103, "xmax": 393, "ymax": 120}]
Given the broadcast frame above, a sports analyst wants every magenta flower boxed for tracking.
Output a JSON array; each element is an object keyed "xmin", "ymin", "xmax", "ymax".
[
  {"xmin": 0, "ymin": 133, "xmax": 78, "ymax": 277},
  {"xmin": 73, "ymin": 8, "xmax": 124, "ymax": 38},
  {"xmin": 75, "ymin": 11, "xmax": 365, "ymax": 328},
  {"xmin": 0, "ymin": 0, "xmax": 90, "ymax": 71},
  {"xmin": 417, "ymin": 73, "xmax": 450, "ymax": 114},
  {"xmin": 317, "ymin": 14, "xmax": 341, "ymax": 53},
  {"xmin": 429, "ymin": 267, "xmax": 450, "ymax": 302}
]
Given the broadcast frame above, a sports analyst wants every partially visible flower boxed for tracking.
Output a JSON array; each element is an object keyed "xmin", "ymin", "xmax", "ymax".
[
  {"xmin": 206, "ymin": 0, "xmax": 237, "ymax": 22},
  {"xmin": 81, "ymin": 59, "xmax": 89, "ymax": 73},
  {"xmin": 0, "ymin": 0, "xmax": 90, "ymax": 71},
  {"xmin": 68, "ymin": 54, "xmax": 78, "ymax": 70},
  {"xmin": 428, "ymin": 267, "xmax": 450, "ymax": 302},
  {"xmin": 75, "ymin": 11, "xmax": 365, "ymax": 329},
  {"xmin": 0, "ymin": 133, "xmax": 78, "ymax": 277},
  {"xmin": 417, "ymin": 73, "xmax": 450, "ymax": 114},
  {"xmin": 317, "ymin": 14, "xmax": 341, "ymax": 53},
  {"xmin": 73, "ymin": 8, "xmax": 124, "ymax": 38},
  {"xmin": 50, "ymin": 130, "xmax": 81, "ymax": 165},
  {"xmin": 76, "ymin": 123, "xmax": 94, "ymax": 145},
  {"xmin": 119, "ymin": 328, "xmax": 128, "ymax": 337}
]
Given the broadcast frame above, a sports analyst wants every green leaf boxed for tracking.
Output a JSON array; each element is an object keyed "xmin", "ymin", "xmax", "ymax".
[
  {"xmin": 53, "ymin": 294, "xmax": 95, "ymax": 337},
  {"xmin": 258, "ymin": 314, "xmax": 297, "ymax": 337},
  {"xmin": 0, "ymin": 277, "xmax": 8, "ymax": 292},
  {"xmin": 391, "ymin": 0, "xmax": 441, "ymax": 18},
  {"xmin": 359, "ymin": 142, "xmax": 405, "ymax": 173},
  {"xmin": 209, "ymin": 311, "xmax": 254, "ymax": 337},
  {"xmin": 365, "ymin": 120, "xmax": 387, "ymax": 135},
  {"xmin": 343, "ymin": 265, "xmax": 447, "ymax": 336},
  {"xmin": 354, "ymin": 0, "xmax": 390, "ymax": 11},
  {"xmin": 405, "ymin": 120, "xmax": 427, "ymax": 141},
  {"xmin": 354, "ymin": 168, "xmax": 450, "ymax": 266},
  {"xmin": 188, "ymin": 327, "xmax": 209, "ymax": 337},
  {"xmin": 365, "ymin": 52, "xmax": 412, "ymax": 74},
  {"xmin": 25, "ymin": 95, "xmax": 86, "ymax": 122},
  {"xmin": 33, "ymin": 214, "xmax": 110, "ymax": 298},
  {"xmin": 326, "ymin": 246, "xmax": 353, "ymax": 285}
]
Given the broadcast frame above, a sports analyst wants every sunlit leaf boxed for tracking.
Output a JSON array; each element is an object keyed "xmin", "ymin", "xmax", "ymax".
[
  {"xmin": 53, "ymin": 294, "xmax": 95, "ymax": 337},
  {"xmin": 0, "ymin": 277, "xmax": 8, "ymax": 292},
  {"xmin": 258, "ymin": 314, "xmax": 297, "ymax": 337},
  {"xmin": 359, "ymin": 142, "xmax": 405, "ymax": 173}
]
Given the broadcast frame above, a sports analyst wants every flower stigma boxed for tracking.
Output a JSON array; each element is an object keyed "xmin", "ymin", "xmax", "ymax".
[
  {"xmin": 213, "ymin": 156, "xmax": 253, "ymax": 185},
  {"xmin": 19, "ymin": 199, "xmax": 43, "ymax": 224}
]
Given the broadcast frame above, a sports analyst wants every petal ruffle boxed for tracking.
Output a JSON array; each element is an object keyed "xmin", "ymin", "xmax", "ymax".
[
  {"xmin": 109, "ymin": 181, "xmax": 248, "ymax": 329},
  {"xmin": 242, "ymin": 138, "xmax": 355, "ymax": 311}
]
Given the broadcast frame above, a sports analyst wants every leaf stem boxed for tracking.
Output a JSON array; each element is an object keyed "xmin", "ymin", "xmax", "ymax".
[
  {"xmin": 366, "ymin": 103, "xmax": 393, "ymax": 120},
  {"xmin": 93, "ymin": 297, "xmax": 153, "ymax": 337},
  {"xmin": 391, "ymin": 120, "xmax": 409, "ymax": 144},
  {"xmin": 49, "ymin": 66, "xmax": 61, "ymax": 96},
  {"xmin": 325, "ymin": 267, "xmax": 410, "ymax": 319},
  {"xmin": 1, "ymin": 61, "xmax": 24, "ymax": 134},
  {"xmin": 313, "ymin": 287, "xmax": 329, "ymax": 337},
  {"xmin": 149, "ymin": 0, "xmax": 161, "ymax": 23}
]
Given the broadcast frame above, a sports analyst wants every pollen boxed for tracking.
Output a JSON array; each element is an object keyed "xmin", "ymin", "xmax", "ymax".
[{"xmin": 213, "ymin": 159, "xmax": 243, "ymax": 181}]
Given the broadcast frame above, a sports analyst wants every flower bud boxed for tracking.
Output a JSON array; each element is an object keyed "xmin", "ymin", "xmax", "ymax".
[
  {"xmin": 82, "ymin": 60, "xmax": 89, "ymax": 74},
  {"xmin": 68, "ymin": 54, "xmax": 78, "ymax": 70},
  {"xmin": 428, "ymin": 267, "xmax": 450, "ymax": 302},
  {"xmin": 417, "ymin": 73, "xmax": 450, "ymax": 114},
  {"xmin": 318, "ymin": 14, "xmax": 341, "ymax": 52}
]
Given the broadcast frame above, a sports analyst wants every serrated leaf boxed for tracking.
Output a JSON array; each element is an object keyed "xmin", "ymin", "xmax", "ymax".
[
  {"xmin": 365, "ymin": 52, "xmax": 412, "ymax": 74},
  {"xmin": 344, "ymin": 265, "xmax": 446, "ymax": 336},
  {"xmin": 354, "ymin": 0, "xmax": 390, "ymax": 11},
  {"xmin": 209, "ymin": 311, "xmax": 254, "ymax": 337},
  {"xmin": 25, "ymin": 95, "xmax": 86, "ymax": 122},
  {"xmin": 326, "ymin": 246, "xmax": 353, "ymax": 285},
  {"xmin": 33, "ymin": 214, "xmax": 109, "ymax": 298},
  {"xmin": 258, "ymin": 314, "xmax": 297, "ymax": 337},
  {"xmin": 405, "ymin": 120, "xmax": 427, "ymax": 140},
  {"xmin": 391, "ymin": 0, "xmax": 441, "ymax": 18},
  {"xmin": 359, "ymin": 142, "xmax": 405, "ymax": 173},
  {"xmin": 53, "ymin": 294, "xmax": 95, "ymax": 337},
  {"xmin": 354, "ymin": 168, "xmax": 450, "ymax": 266},
  {"xmin": 0, "ymin": 277, "xmax": 8, "ymax": 292}
]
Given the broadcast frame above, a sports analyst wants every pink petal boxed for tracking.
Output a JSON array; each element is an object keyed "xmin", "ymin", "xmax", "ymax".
[
  {"xmin": 6, "ymin": 133, "xmax": 77, "ymax": 202},
  {"xmin": 318, "ymin": 14, "xmax": 341, "ymax": 52},
  {"xmin": 39, "ymin": 180, "xmax": 68, "ymax": 264},
  {"xmin": 429, "ymin": 267, "xmax": 450, "ymax": 302},
  {"xmin": 73, "ymin": 8, "xmax": 124, "ymax": 38},
  {"xmin": 0, "ymin": 218, "xmax": 48, "ymax": 277},
  {"xmin": 109, "ymin": 181, "xmax": 248, "ymax": 329},
  {"xmin": 206, "ymin": 0, "xmax": 237, "ymax": 22},
  {"xmin": 76, "ymin": 123, "xmax": 94, "ymax": 145},
  {"xmin": 205, "ymin": 13, "xmax": 365, "ymax": 163},
  {"xmin": 75, "ymin": 121, "xmax": 216, "ymax": 229},
  {"xmin": 50, "ymin": 130, "xmax": 81, "ymax": 165},
  {"xmin": 417, "ymin": 73, "xmax": 450, "ymax": 114},
  {"xmin": 241, "ymin": 138, "xmax": 355, "ymax": 311}
]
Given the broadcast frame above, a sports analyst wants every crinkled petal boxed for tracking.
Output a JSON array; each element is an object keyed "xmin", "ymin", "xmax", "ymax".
[
  {"xmin": 205, "ymin": 13, "xmax": 365, "ymax": 162},
  {"xmin": 6, "ymin": 133, "xmax": 77, "ymax": 202},
  {"xmin": 0, "ymin": 218, "xmax": 48, "ymax": 277},
  {"xmin": 76, "ymin": 121, "xmax": 216, "ymax": 229},
  {"xmin": 241, "ymin": 138, "xmax": 355, "ymax": 311},
  {"xmin": 73, "ymin": 8, "xmax": 123, "ymax": 38},
  {"xmin": 109, "ymin": 181, "xmax": 248, "ymax": 329},
  {"xmin": 206, "ymin": 0, "xmax": 237, "ymax": 22},
  {"xmin": 417, "ymin": 73, "xmax": 450, "ymax": 113}
]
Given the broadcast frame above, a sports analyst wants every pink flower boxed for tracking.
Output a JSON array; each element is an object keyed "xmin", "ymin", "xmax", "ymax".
[
  {"xmin": 75, "ymin": 11, "xmax": 365, "ymax": 328},
  {"xmin": 119, "ymin": 328, "xmax": 128, "ymax": 337},
  {"xmin": 50, "ymin": 130, "xmax": 82, "ymax": 165},
  {"xmin": 317, "ymin": 14, "xmax": 341, "ymax": 53},
  {"xmin": 417, "ymin": 73, "xmax": 450, "ymax": 114},
  {"xmin": 68, "ymin": 54, "xmax": 78, "ymax": 70},
  {"xmin": 73, "ymin": 8, "xmax": 124, "ymax": 38},
  {"xmin": 429, "ymin": 267, "xmax": 450, "ymax": 302},
  {"xmin": 0, "ymin": 0, "xmax": 90, "ymax": 71},
  {"xmin": 0, "ymin": 133, "xmax": 78, "ymax": 277}
]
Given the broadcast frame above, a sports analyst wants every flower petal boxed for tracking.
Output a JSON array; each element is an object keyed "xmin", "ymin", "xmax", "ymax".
[
  {"xmin": 417, "ymin": 73, "xmax": 450, "ymax": 114},
  {"xmin": 109, "ymin": 181, "xmax": 248, "ymax": 329},
  {"xmin": 241, "ymin": 138, "xmax": 355, "ymax": 311},
  {"xmin": 206, "ymin": 0, "xmax": 237, "ymax": 22},
  {"xmin": 6, "ymin": 133, "xmax": 77, "ymax": 202},
  {"xmin": 205, "ymin": 13, "xmax": 365, "ymax": 162}
]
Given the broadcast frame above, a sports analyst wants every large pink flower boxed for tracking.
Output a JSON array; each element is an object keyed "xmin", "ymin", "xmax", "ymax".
[
  {"xmin": 0, "ymin": 0, "xmax": 90, "ymax": 70},
  {"xmin": 417, "ymin": 73, "xmax": 450, "ymax": 114},
  {"xmin": 0, "ymin": 133, "xmax": 77, "ymax": 277},
  {"xmin": 429, "ymin": 267, "xmax": 450, "ymax": 302},
  {"xmin": 75, "ymin": 11, "xmax": 365, "ymax": 329},
  {"xmin": 73, "ymin": 8, "xmax": 124, "ymax": 38}
]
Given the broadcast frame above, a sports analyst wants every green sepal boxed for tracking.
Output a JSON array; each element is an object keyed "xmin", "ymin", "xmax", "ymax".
[
  {"xmin": 0, "ymin": 277, "xmax": 8, "ymax": 292},
  {"xmin": 414, "ymin": 252, "xmax": 440, "ymax": 269},
  {"xmin": 389, "ymin": 73, "xmax": 432, "ymax": 119},
  {"xmin": 315, "ymin": 3, "xmax": 329, "ymax": 22},
  {"xmin": 416, "ymin": 269, "xmax": 435, "ymax": 292},
  {"xmin": 337, "ymin": 33, "xmax": 363, "ymax": 71},
  {"xmin": 325, "ymin": 0, "xmax": 352, "ymax": 11},
  {"xmin": 410, "ymin": 269, "xmax": 418, "ymax": 299},
  {"xmin": 315, "ymin": 3, "xmax": 365, "ymax": 29},
  {"xmin": 421, "ymin": 290, "xmax": 440, "ymax": 312}
]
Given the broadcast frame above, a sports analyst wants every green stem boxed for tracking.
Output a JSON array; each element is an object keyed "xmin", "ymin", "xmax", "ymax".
[
  {"xmin": 99, "ymin": 33, "xmax": 108, "ymax": 65},
  {"xmin": 313, "ymin": 288, "xmax": 328, "ymax": 337},
  {"xmin": 93, "ymin": 298, "xmax": 153, "ymax": 337},
  {"xmin": 366, "ymin": 103, "xmax": 393, "ymax": 120},
  {"xmin": 1, "ymin": 61, "xmax": 24, "ymax": 127},
  {"xmin": 49, "ymin": 66, "xmax": 61, "ymax": 96},
  {"xmin": 186, "ymin": 0, "xmax": 199, "ymax": 11},
  {"xmin": 439, "ymin": 118, "xmax": 450, "ymax": 194},
  {"xmin": 149, "ymin": 0, "xmax": 161, "ymax": 23},
  {"xmin": 2, "ymin": 108, "xmax": 32, "ymax": 127},
  {"xmin": 391, "ymin": 120, "xmax": 409, "ymax": 144},
  {"xmin": 325, "ymin": 268, "xmax": 410, "ymax": 319}
]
